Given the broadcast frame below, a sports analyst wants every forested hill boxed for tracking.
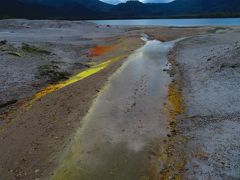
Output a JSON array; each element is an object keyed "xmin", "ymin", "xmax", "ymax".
[{"xmin": 1, "ymin": 0, "xmax": 240, "ymax": 19}]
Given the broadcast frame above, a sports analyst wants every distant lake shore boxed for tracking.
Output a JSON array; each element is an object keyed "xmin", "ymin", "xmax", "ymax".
[{"xmin": 89, "ymin": 18, "xmax": 240, "ymax": 26}]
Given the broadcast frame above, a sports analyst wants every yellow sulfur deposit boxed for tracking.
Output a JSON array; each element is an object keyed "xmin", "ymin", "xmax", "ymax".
[
  {"xmin": 27, "ymin": 56, "xmax": 125, "ymax": 107},
  {"xmin": 147, "ymin": 81, "xmax": 186, "ymax": 180},
  {"xmin": 168, "ymin": 82, "xmax": 185, "ymax": 119}
]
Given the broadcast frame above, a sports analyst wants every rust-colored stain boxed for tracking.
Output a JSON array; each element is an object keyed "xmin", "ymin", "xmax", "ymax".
[
  {"xmin": 146, "ymin": 81, "xmax": 186, "ymax": 180},
  {"xmin": 89, "ymin": 45, "xmax": 115, "ymax": 57},
  {"xmin": 145, "ymin": 60, "xmax": 186, "ymax": 180},
  {"xmin": 168, "ymin": 82, "xmax": 185, "ymax": 120}
]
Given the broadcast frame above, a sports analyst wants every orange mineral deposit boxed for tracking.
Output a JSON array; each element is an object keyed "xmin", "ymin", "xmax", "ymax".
[{"xmin": 90, "ymin": 45, "xmax": 114, "ymax": 57}]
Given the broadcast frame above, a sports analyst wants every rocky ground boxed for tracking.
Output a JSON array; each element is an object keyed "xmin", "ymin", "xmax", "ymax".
[
  {"xmin": 0, "ymin": 19, "xmax": 127, "ymax": 111},
  {"xmin": 0, "ymin": 20, "xmax": 208, "ymax": 113},
  {"xmin": 0, "ymin": 19, "xmax": 143, "ymax": 180},
  {"xmin": 174, "ymin": 29, "xmax": 240, "ymax": 179},
  {"xmin": 0, "ymin": 19, "xmax": 239, "ymax": 180}
]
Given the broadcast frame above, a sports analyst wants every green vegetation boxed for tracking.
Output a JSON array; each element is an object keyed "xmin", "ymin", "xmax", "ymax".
[
  {"xmin": 208, "ymin": 27, "xmax": 227, "ymax": 34},
  {"xmin": 8, "ymin": 51, "xmax": 21, "ymax": 57},
  {"xmin": 0, "ymin": 40, "xmax": 22, "ymax": 57},
  {"xmin": 22, "ymin": 43, "xmax": 51, "ymax": 55},
  {"xmin": 38, "ymin": 64, "xmax": 70, "ymax": 83}
]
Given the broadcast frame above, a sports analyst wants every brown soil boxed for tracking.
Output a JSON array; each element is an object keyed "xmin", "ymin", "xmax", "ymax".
[
  {"xmin": 127, "ymin": 26, "xmax": 211, "ymax": 41},
  {"xmin": 0, "ymin": 36, "xmax": 142, "ymax": 180}
]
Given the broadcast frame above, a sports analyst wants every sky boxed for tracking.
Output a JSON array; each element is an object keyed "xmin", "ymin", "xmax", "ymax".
[{"xmin": 101, "ymin": 0, "xmax": 174, "ymax": 5}]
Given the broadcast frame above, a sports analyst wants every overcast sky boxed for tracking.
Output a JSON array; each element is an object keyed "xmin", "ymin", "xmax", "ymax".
[{"xmin": 101, "ymin": 0, "xmax": 174, "ymax": 5}]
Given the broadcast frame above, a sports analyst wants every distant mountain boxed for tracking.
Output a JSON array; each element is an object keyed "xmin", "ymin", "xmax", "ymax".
[
  {"xmin": 0, "ymin": 0, "xmax": 106, "ymax": 19},
  {"xmin": 111, "ymin": 0, "xmax": 240, "ymax": 18},
  {"xmin": 0, "ymin": 0, "xmax": 50, "ymax": 19},
  {"xmin": 112, "ymin": 1, "xmax": 152, "ymax": 17},
  {"xmin": 20, "ymin": 0, "xmax": 113, "ymax": 11},
  {"xmin": 1, "ymin": 0, "xmax": 240, "ymax": 19},
  {"xmin": 166, "ymin": 0, "xmax": 240, "ymax": 15}
]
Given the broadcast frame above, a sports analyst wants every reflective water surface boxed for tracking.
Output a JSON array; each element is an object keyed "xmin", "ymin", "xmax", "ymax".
[
  {"xmin": 53, "ymin": 40, "xmax": 178, "ymax": 180},
  {"xmin": 90, "ymin": 18, "xmax": 240, "ymax": 26}
]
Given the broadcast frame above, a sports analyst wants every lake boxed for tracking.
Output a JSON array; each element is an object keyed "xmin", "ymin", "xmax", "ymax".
[{"xmin": 89, "ymin": 18, "xmax": 240, "ymax": 26}]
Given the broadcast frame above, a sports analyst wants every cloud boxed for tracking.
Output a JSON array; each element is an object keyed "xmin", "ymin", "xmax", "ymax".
[{"xmin": 101, "ymin": 0, "xmax": 174, "ymax": 5}]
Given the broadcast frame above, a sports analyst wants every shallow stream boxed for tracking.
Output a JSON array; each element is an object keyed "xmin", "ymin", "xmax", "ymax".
[{"xmin": 53, "ymin": 39, "xmax": 178, "ymax": 180}]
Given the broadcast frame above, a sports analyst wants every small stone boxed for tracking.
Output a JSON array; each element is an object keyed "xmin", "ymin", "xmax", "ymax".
[{"xmin": 35, "ymin": 169, "xmax": 40, "ymax": 173}]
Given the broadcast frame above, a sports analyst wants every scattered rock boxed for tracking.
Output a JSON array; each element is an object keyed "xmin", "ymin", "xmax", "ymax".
[
  {"xmin": 220, "ymin": 63, "xmax": 240, "ymax": 70},
  {"xmin": 34, "ymin": 169, "xmax": 40, "ymax": 173},
  {"xmin": 0, "ymin": 40, "xmax": 7, "ymax": 46},
  {"xmin": 207, "ymin": 57, "xmax": 211, "ymax": 61}
]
